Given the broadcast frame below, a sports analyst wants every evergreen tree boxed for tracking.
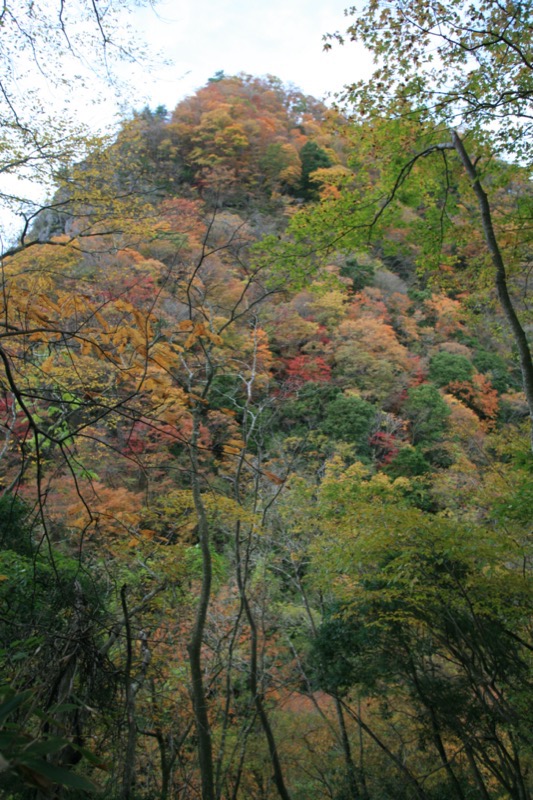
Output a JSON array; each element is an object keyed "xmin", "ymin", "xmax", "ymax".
[{"xmin": 298, "ymin": 140, "xmax": 332, "ymax": 200}]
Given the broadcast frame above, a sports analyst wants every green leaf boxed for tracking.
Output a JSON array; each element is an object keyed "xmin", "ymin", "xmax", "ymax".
[
  {"xmin": 17, "ymin": 758, "xmax": 99, "ymax": 792},
  {"xmin": 0, "ymin": 691, "xmax": 30, "ymax": 725},
  {"xmin": 22, "ymin": 736, "xmax": 69, "ymax": 756}
]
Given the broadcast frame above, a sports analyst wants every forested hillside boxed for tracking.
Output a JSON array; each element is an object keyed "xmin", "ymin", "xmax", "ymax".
[{"xmin": 1, "ymin": 10, "xmax": 532, "ymax": 800}]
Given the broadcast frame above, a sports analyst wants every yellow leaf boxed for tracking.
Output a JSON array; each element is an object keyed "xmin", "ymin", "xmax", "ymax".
[
  {"xmin": 133, "ymin": 308, "xmax": 153, "ymax": 337},
  {"xmin": 94, "ymin": 311, "xmax": 109, "ymax": 331},
  {"xmin": 178, "ymin": 320, "xmax": 194, "ymax": 331},
  {"xmin": 183, "ymin": 333, "xmax": 197, "ymax": 349},
  {"xmin": 31, "ymin": 311, "xmax": 52, "ymax": 324},
  {"xmin": 222, "ymin": 445, "xmax": 241, "ymax": 455},
  {"xmin": 226, "ymin": 438, "xmax": 244, "ymax": 448}
]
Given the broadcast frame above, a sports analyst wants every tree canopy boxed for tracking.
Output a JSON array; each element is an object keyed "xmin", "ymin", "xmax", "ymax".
[
  {"xmin": 0, "ymin": 0, "xmax": 155, "ymax": 249},
  {"xmin": 331, "ymin": 0, "xmax": 533, "ymax": 162}
]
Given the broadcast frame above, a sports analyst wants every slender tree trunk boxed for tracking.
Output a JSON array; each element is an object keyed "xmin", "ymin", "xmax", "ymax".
[
  {"xmin": 121, "ymin": 585, "xmax": 137, "ymax": 800},
  {"xmin": 214, "ymin": 598, "xmax": 246, "ymax": 800},
  {"xmin": 342, "ymin": 702, "xmax": 429, "ymax": 800},
  {"xmin": 431, "ymin": 717, "xmax": 466, "ymax": 800},
  {"xmin": 464, "ymin": 744, "xmax": 492, "ymax": 800},
  {"xmin": 187, "ymin": 411, "xmax": 215, "ymax": 800},
  {"xmin": 234, "ymin": 521, "xmax": 293, "ymax": 800},
  {"xmin": 357, "ymin": 697, "xmax": 369, "ymax": 800},
  {"xmin": 451, "ymin": 130, "xmax": 533, "ymax": 451},
  {"xmin": 158, "ymin": 738, "xmax": 169, "ymax": 800},
  {"xmin": 291, "ymin": 575, "xmax": 365, "ymax": 798},
  {"xmin": 334, "ymin": 696, "xmax": 361, "ymax": 799},
  {"xmin": 119, "ymin": 588, "xmax": 151, "ymax": 800}
]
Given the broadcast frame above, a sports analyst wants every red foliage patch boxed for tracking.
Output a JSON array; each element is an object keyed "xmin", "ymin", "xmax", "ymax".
[
  {"xmin": 284, "ymin": 355, "xmax": 332, "ymax": 386},
  {"xmin": 369, "ymin": 431, "xmax": 399, "ymax": 466}
]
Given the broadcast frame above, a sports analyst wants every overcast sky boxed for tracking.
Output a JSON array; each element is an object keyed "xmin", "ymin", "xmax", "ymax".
[
  {"xmin": 1, "ymin": 0, "xmax": 373, "ymax": 241},
  {"xmin": 121, "ymin": 0, "xmax": 372, "ymax": 115}
]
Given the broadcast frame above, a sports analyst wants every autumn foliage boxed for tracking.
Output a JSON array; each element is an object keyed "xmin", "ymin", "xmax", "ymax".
[{"xmin": 0, "ymin": 73, "xmax": 531, "ymax": 800}]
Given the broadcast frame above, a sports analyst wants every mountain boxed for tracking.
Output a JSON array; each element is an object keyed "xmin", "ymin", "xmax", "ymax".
[{"xmin": 1, "ymin": 74, "xmax": 531, "ymax": 800}]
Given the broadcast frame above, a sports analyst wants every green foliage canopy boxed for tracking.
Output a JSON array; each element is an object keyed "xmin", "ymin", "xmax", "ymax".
[
  {"xmin": 403, "ymin": 384, "xmax": 450, "ymax": 445},
  {"xmin": 333, "ymin": 0, "xmax": 533, "ymax": 164},
  {"xmin": 428, "ymin": 351, "xmax": 474, "ymax": 387}
]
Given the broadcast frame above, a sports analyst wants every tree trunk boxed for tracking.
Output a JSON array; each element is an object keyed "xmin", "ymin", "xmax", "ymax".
[
  {"xmin": 234, "ymin": 521, "xmax": 293, "ymax": 800},
  {"xmin": 451, "ymin": 130, "xmax": 533, "ymax": 451},
  {"xmin": 342, "ymin": 702, "xmax": 429, "ymax": 800},
  {"xmin": 187, "ymin": 411, "xmax": 215, "ymax": 800},
  {"xmin": 334, "ymin": 696, "xmax": 362, "ymax": 799},
  {"xmin": 120, "ymin": 588, "xmax": 151, "ymax": 800},
  {"xmin": 120, "ymin": 585, "xmax": 136, "ymax": 800}
]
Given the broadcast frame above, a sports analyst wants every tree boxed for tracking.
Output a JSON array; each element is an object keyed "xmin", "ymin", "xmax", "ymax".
[
  {"xmin": 0, "ymin": 1, "xmax": 167, "ymax": 539},
  {"xmin": 0, "ymin": 7, "xmax": 187, "ymax": 794},
  {"xmin": 321, "ymin": 394, "xmax": 376, "ymax": 451},
  {"xmin": 304, "ymin": 460, "xmax": 532, "ymax": 800},
  {"xmin": 0, "ymin": 494, "xmax": 109, "ymax": 795},
  {"xmin": 403, "ymin": 384, "xmax": 450, "ymax": 445},
  {"xmin": 321, "ymin": 0, "xmax": 533, "ymax": 448},
  {"xmin": 297, "ymin": 141, "xmax": 333, "ymax": 200},
  {"xmin": 0, "ymin": 0, "xmax": 155, "ymax": 251},
  {"xmin": 330, "ymin": 0, "xmax": 532, "ymax": 163},
  {"xmin": 428, "ymin": 352, "xmax": 474, "ymax": 388},
  {"xmin": 167, "ymin": 74, "xmax": 331, "ymax": 207}
]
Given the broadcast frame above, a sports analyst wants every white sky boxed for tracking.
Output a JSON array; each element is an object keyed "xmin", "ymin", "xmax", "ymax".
[
  {"xmin": 1, "ymin": 0, "xmax": 372, "ymax": 243},
  {"xmin": 118, "ymin": 0, "xmax": 372, "ymax": 117}
]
